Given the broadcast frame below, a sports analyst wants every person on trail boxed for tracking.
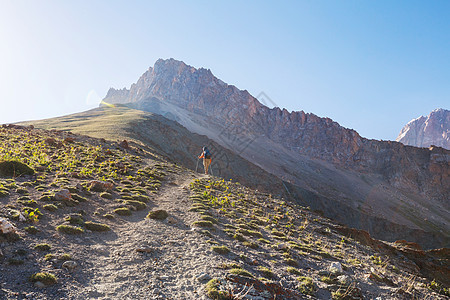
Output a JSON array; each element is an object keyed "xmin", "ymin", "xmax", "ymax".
[{"xmin": 198, "ymin": 146, "xmax": 212, "ymax": 175}]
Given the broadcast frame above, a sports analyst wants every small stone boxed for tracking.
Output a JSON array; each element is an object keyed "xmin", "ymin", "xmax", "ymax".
[
  {"xmin": 195, "ymin": 272, "xmax": 211, "ymax": 282},
  {"xmin": 166, "ymin": 216, "xmax": 177, "ymax": 224},
  {"xmin": 119, "ymin": 140, "xmax": 130, "ymax": 149},
  {"xmin": 337, "ymin": 275, "xmax": 350, "ymax": 285},
  {"xmin": 329, "ymin": 262, "xmax": 343, "ymax": 275},
  {"xmin": 277, "ymin": 243, "xmax": 288, "ymax": 250},
  {"xmin": 64, "ymin": 137, "xmax": 75, "ymax": 143},
  {"xmin": 55, "ymin": 189, "xmax": 71, "ymax": 202},
  {"xmin": 0, "ymin": 218, "xmax": 16, "ymax": 233},
  {"xmin": 62, "ymin": 260, "xmax": 78, "ymax": 272},
  {"xmin": 34, "ymin": 281, "xmax": 46, "ymax": 288}
]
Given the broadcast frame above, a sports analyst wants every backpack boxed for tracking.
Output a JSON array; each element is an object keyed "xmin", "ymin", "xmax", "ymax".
[{"xmin": 204, "ymin": 149, "xmax": 211, "ymax": 159}]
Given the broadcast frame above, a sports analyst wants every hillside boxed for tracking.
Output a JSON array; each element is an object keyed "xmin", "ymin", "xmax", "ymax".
[
  {"xmin": 21, "ymin": 106, "xmax": 449, "ymax": 250},
  {"xmin": 0, "ymin": 125, "xmax": 448, "ymax": 299},
  {"xmin": 396, "ymin": 108, "xmax": 449, "ymax": 149},
  {"xmin": 101, "ymin": 58, "xmax": 449, "ymax": 249}
]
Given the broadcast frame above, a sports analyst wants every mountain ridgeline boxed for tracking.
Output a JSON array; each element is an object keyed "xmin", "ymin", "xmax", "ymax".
[
  {"xmin": 102, "ymin": 59, "xmax": 449, "ymax": 249},
  {"xmin": 104, "ymin": 59, "xmax": 448, "ymax": 201}
]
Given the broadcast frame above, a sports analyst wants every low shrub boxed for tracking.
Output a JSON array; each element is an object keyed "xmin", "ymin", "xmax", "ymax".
[
  {"xmin": 84, "ymin": 221, "xmax": 110, "ymax": 232},
  {"xmin": 211, "ymin": 246, "xmax": 230, "ymax": 255},
  {"xmin": 146, "ymin": 209, "xmax": 168, "ymax": 220},
  {"xmin": 123, "ymin": 200, "xmax": 147, "ymax": 210},
  {"xmin": 56, "ymin": 225, "xmax": 84, "ymax": 234},
  {"xmin": 229, "ymin": 268, "xmax": 254, "ymax": 278},
  {"xmin": 24, "ymin": 226, "xmax": 39, "ymax": 234},
  {"xmin": 114, "ymin": 207, "xmax": 132, "ymax": 216},
  {"xmin": 43, "ymin": 204, "xmax": 58, "ymax": 212},
  {"xmin": 30, "ymin": 272, "xmax": 57, "ymax": 285},
  {"xmin": 192, "ymin": 220, "xmax": 214, "ymax": 228},
  {"xmin": 34, "ymin": 243, "xmax": 51, "ymax": 251}
]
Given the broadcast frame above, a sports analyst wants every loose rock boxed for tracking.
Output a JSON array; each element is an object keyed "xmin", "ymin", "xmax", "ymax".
[
  {"xmin": 89, "ymin": 180, "xmax": 114, "ymax": 192},
  {"xmin": 55, "ymin": 189, "xmax": 72, "ymax": 202},
  {"xmin": 329, "ymin": 262, "xmax": 343, "ymax": 275},
  {"xmin": 62, "ymin": 260, "xmax": 78, "ymax": 272}
]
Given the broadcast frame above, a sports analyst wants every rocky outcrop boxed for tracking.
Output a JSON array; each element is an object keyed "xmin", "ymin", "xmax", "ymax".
[
  {"xmin": 396, "ymin": 108, "xmax": 449, "ymax": 149},
  {"xmin": 103, "ymin": 58, "xmax": 449, "ymax": 202}
]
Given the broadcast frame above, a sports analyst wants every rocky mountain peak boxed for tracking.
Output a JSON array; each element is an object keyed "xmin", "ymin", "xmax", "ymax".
[{"xmin": 396, "ymin": 108, "xmax": 449, "ymax": 149}]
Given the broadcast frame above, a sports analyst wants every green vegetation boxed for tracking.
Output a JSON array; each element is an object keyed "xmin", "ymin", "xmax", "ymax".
[
  {"xmin": 65, "ymin": 214, "xmax": 84, "ymax": 225},
  {"xmin": 298, "ymin": 276, "xmax": 315, "ymax": 295},
  {"xmin": 43, "ymin": 204, "xmax": 58, "ymax": 211},
  {"xmin": 100, "ymin": 192, "xmax": 113, "ymax": 199},
  {"xmin": 205, "ymin": 279, "xmax": 230, "ymax": 300},
  {"xmin": 192, "ymin": 220, "xmax": 214, "ymax": 228},
  {"xmin": 34, "ymin": 243, "xmax": 51, "ymax": 251},
  {"xmin": 321, "ymin": 276, "xmax": 337, "ymax": 284},
  {"xmin": 103, "ymin": 213, "xmax": 115, "ymax": 220},
  {"xmin": 428, "ymin": 279, "xmax": 450, "ymax": 296},
  {"xmin": 233, "ymin": 233, "xmax": 246, "ymax": 242},
  {"xmin": 44, "ymin": 254, "xmax": 55, "ymax": 261},
  {"xmin": 123, "ymin": 200, "xmax": 147, "ymax": 210},
  {"xmin": 146, "ymin": 209, "xmax": 168, "ymax": 220},
  {"xmin": 286, "ymin": 267, "xmax": 302, "ymax": 275},
  {"xmin": 56, "ymin": 225, "xmax": 84, "ymax": 234},
  {"xmin": 242, "ymin": 241, "xmax": 258, "ymax": 249},
  {"xmin": 24, "ymin": 226, "xmax": 39, "ymax": 234},
  {"xmin": 30, "ymin": 272, "xmax": 57, "ymax": 285},
  {"xmin": 229, "ymin": 268, "xmax": 254, "ymax": 278},
  {"xmin": 114, "ymin": 207, "xmax": 132, "ymax": 216},
  {"xmin": 257, "ymin": 266, "xmax": 275, "ymax": 279},
  {"xmin": 211, "ymin": 245, "xmax": 230, "ymax": 255},
  {"xmin": 84, "ymin": 221, "xmax": 110, "ymax": 232},
  {"xmin": 58, "ymin": 253, "xmax": 72, "ymax": 261},
  {"xmin": 284, "ymin": 258, "xmax": 298, "ymax": 266}
]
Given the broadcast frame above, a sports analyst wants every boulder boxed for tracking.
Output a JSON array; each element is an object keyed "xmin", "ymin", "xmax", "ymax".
[
  {"xmin": 0, "ymin": 218, "xmax": 15, "ymax": 234},
  {"xmin": 88, "ymin": 180, "xmax": 114, "ymax": 192},
  {"xmin": 54, "ymin": 189, "xmax": 72, "ymax": 202},
  {"xmin": 119, "ymin": 140, "xmax": 130, "ymax": 149}
]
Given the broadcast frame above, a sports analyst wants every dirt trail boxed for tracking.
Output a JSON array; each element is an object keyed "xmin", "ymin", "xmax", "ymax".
[{"xmin": 64, "ymin": 171, "xmax": 225, "ymax": 300}]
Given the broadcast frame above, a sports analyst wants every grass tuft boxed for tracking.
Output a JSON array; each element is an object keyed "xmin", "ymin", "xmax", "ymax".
[
  {"xmin": 56, "ymin": 225, "xmax": 84, "ymax": 234},
  {"xmin": 146, "ymin": 209, "xmax": 168, "ymax": 220},
  {"xmin": 84, "ymin": 221, "xmax": 111, "ymax": 232},
  {"xmin": 211, "ymin": 245, "xmax": 230, "ymax": 255},
  {"xmin": 30, "ymin": 272, "xmax": 57, "ymax": 285},
  {"xmin": 114, "ymin": 207, "xmax": 132, "ymax": 216},
  {"xmin": 34, "ymin": 243, "xmax": 51, "ymax": 251}
]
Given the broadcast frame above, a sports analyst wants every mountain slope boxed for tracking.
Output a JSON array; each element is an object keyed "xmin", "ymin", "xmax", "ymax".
[
  {"xmin": 101, "ymin": 58, "xmax": 449, "ymax": 249},
  {"xmin": 21, "ymin": 105, "xmax": 449, "ymax": 249},
  {"xmin": 0, "ymin": 125, "xmax": 448, "ymax": 299},
  {"xmin": 20, "ymin": 106, "xmax": 285, "ymax": 195},
  {"xmin": 396, "ymin": 108, "xmax": 449, "ymax": 149}
]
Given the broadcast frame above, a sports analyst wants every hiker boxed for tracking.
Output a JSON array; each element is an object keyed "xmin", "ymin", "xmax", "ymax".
[{"xmin": 198, "ymin": 146, "xmax": 212, "ymax": 175}]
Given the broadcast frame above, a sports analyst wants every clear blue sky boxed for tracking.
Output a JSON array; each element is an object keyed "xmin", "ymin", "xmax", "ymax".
[{"xmin": 1, "ymin": 0, "xmax": 449, "ymax": 140}]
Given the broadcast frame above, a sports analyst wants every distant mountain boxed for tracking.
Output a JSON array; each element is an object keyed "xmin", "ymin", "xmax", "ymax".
[
  {"xmin": 396, "ymin": 108, "xmax": 449, "ymax": 150},
  {"xmin": 101, "ymin": 58, "xmax": 449, "ymax": 249}
]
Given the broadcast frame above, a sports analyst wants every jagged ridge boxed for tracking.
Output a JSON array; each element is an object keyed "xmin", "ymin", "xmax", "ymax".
[{"xmin": 396, "ymin": 108, "xmax": 449, "ymax": 150}]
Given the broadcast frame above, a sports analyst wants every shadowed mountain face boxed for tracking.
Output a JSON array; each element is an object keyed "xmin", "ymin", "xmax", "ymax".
[
  {"xmin": 101, "ymin": 59, "xmax": 449, "ymax": 249},
  {"xmin": 27, "ymin": 59, "xmax": 449, "ymax": 249},
  {"xmin": 396, "ymin": 108, "xmax": 449, "ymax": 150}
]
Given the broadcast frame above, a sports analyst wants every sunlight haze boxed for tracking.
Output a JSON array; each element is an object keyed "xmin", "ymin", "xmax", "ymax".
[{"xmin": 0, "ymin": 0, "xmax": 449, "ymax": 140}]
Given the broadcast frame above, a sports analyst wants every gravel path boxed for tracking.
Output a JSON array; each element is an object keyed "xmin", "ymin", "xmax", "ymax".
[{"xmin": 64, "ymin": 172, "xmax": 227, "ymax": 300}]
